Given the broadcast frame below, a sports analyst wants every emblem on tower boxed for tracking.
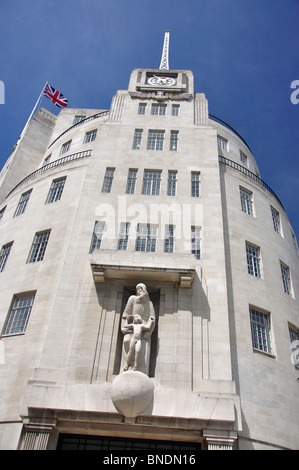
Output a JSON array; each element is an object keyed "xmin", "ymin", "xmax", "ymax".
[{"xmin": 159, "ymin": 30, "xmax": 170, "ymax": 70}]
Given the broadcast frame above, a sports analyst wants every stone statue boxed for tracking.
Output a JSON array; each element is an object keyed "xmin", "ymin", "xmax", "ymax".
[{"xmin": 120, "ymin": 283, "xmax": 156, "ymax": 375}]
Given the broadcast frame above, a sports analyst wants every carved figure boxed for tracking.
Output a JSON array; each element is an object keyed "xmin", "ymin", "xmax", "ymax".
[{"xmin": 121, "ymin": 283, "xmax": 155, "ymax": 374}]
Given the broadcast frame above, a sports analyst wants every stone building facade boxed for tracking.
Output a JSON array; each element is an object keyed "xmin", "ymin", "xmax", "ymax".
[{"xmin": 0, "ymin": 67, "xmax": 298, "ymax": 450}]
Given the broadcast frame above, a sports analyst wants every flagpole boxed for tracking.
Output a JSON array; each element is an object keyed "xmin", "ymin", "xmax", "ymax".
[{"xmin": 16, "ymin": 81, "xmax": 48, "ymax": 147}]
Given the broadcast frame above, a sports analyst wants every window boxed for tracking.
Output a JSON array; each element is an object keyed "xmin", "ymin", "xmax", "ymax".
[
  {"xmin": 83, "ymin": 129, "xmax": 97, "ymax": 143},
  {"xmin": 0, "ymin": 206, "xmax": 6, "ymax": 221},
  {"xmin": 73, "ymin": 115, "xmax": 86, "ymax": 124},
  {"xmin": 0, "ymin": 242, "xmax": 13, "ymax": 272},
  {"xmin": 191, "ymin": 226, "xmax": 201, "ymax": 259},
  {"xmin": 27, "ymin": 230, "xmax": 51, "ymax": 263},
  {"xmin": 170, "ymin": 131, "xmax": 179, "ymax": 151},
  {"xmin": 240, "ymin": 151, "xmax": 248, "ymax": 166},
  {"xmin": 126, "ymin": 169, "xmax": 138, "ymax": 194},
  {"xmin": 138, "ymin": 103, "xmax": 146, "ymax": 115},
  {"xmin": 2, "ymin": 292, "xmax": 36, "ymax": 335},
  {"xmin": 191, "ymin": 172, "xmax": 201, "ymax": 197},
  {"xmin": 240, "ymin": 187, "xmax": 254, "ymax": 216},
  {"xmin": 43, "ymin": 154, "xmax": 51, "ymax": 166},
  {"xmin": 135, "ymin": 224, "xmax": 157, "ymax": 252},
  {"xmin": 132, "ymin": 129, "xmax": 143, "ymax": 150},
  {"xmin": 46, "ymin": 177, "xmax": 66, "ymax": 204},
  {"xmin": 60, "ymin": 140, "xmax": 71, "ymax": 155},
  {"xmin": 117, "ymin": 222, "xmax": 130, "ymax": 251},
  {"xmin": 217, "ymin": 135, "xmax": 228, "ymax": 150},
  {"xmin": 102, "ymin": 168, "xmax": 115, "ymax": 193},
  {"xmin": 151, "ymin": 104, "xmax": 166, "ymax": 115},
  {"xmin": 172, "ymin": 104, "xmax": 180, "ymax": 116},
  {"xmin": 90, "ymin": 221, "xmax": 105, "ymax": 253},
  {"xmin": 280, "ymin": 262, "xmax": 292, "ymax": 295},
  {"xmin": 147, "ymin": 130, "xmax": 165, "ymax": 151},
  {"xmin": 289, "ymin": 324, "xmax": 299, "ymax": 367},
  {"xmin": 250, "ymin": 307, "xmax": 272, "ymax": 354},
  {"xmin": 14, "ymin": 190, "xmax": 32, "ymax": 217},
  {"xmin": 167, "ymin": 170, "xmax": 177, "ymax": 196},
  {"xmin": 164, "ymin": 225, "xmax": 175, "ymax": 253},
  {"xmin": 246, "ymin": 242, "xmax": 261, "ymax": 278},
  {"xmin": 142, "ymin": 170, "xmax": 161, "ymax": 195},
  {"xmin": 271, "ymin": 207, "xmax": 281, "ymax": 234}
]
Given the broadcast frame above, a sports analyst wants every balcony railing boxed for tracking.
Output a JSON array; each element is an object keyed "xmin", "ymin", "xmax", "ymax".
[
  {"xmin": 6, "ymin": 150, "xmax": 92, "ymax": 198},
  {"xmin": 219, "ymin": 155, "xmax": 284, "ymax": 208},
  {"xmin": 48, "ymin": 110, "xmax": 109, "ymax": 149}
]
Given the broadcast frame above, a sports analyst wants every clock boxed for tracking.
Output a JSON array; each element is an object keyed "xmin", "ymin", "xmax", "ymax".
[{"xmin": 147, "ymin": 75, "xmax": 176, "ymax": 86}]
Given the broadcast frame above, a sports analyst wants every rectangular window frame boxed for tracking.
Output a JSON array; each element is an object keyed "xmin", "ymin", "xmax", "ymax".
[
  {"xmin": 240, "ymin": 187, "xmax": 254, "ymax": 216},
  {"xmin": 147, "ymin": 130, "xmax": 165, "ymax": 151},
  {"xmin": 46, "ymin": 177, "xmax": 66, "ymax": 204},
  {"xmin": 27, "ymin": 230, "xmax": 51, "ymax": 264},
  {"xmin": 249, "ymin": 307, "xmax": 272, "ymax": 355},
  {"xmin": 170, "ymin": 131, "xmax": 179, "ymax": 151},
  {"xmin": 142, "ymin": 170, "xmax": 162, "ymax": 196},
  {"xmin": 164, "ymin": 225, "xmax": 175, "ymax": 253},
  {"xmin": 135, "ymin": 224, "xmax": 158, "ymax": 253},
  {"xmin": 126, "ymin": 169, "xmax": 138, "ymax": 195},
  {"xmin": 83, "ymin": 129, "xmax": 97, "ymax": 143},
  {"xmin": 0, "ymin": 242, "xmax": 13, "ymax": 272},
  {"xmin": 280, "ymin": 261, "xmax": 292, "ymax": 295},
  {"xmin": 2, "ymin": 291, "xmax": 36, "ymax": 336},
  {"xmin": 191, "ymin": 226, "xmax": 201, "ymax": 259},
  {"xmin": 191, "ymin": 172, "xmax": 201, "ymax": 198},
  {"xmin": 117, "ymin": 222, "xmax": 130, "ymax": 251},
  {"xmin": 132, "ymin": 129, "xmax": 143, "ymax": 150},
  {"xmin": 246, "ymin": 242, "xmax": 262, "ymax": 278},
  {"xmin": 90, "ymin": 221, "xmax": 105, "ymax": 253},
  {"xmin": 60, "ymin": 140, "xmax": 72, "ymax": 155},
  {"xmin": 167, "ymin": 170, "xmax": 177, "ymax": 196},
  {"xmin": 151, "ymin": 104, "xmax": 166, "ymax": 116},
  {"xmin": 14, "ymin": 189, "xmax": 32, "ymax": 217},
  {"xmin": 102, "ymin": 167, "xmax": 115, "ymax": 193}
]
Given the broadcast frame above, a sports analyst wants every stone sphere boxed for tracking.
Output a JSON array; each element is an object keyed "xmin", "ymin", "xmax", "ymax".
[{"xmin": 111, "ymin": 371, "xmax": 154, "ymax": 418}]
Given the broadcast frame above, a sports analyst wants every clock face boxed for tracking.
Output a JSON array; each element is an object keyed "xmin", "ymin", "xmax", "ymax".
[{"xmin": 147, "ymin": 75, "xmax": 176, "ymax": 86}]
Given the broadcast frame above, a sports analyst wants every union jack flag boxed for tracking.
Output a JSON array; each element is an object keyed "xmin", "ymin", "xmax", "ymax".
[{"xmin": 43, "ymin": 83, "xmax": 68, "ymax": 108}]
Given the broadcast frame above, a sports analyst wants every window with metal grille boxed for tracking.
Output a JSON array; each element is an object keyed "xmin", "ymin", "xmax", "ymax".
[
  {"xmin": 280, "ymin": 262, "xmax": 291, "ymax": 295},
  {"xmin": 142, "ymin": 170, "xmax": 161, "ymax": 195},
  {"xmin": 46, "ymin": 177, "xmax": 66, "ymax": 204},
  {"xmin": 138, "ymin": 103, "xmax": 146, "ymax": 115},
  {"xmin": 147, "ymin": 130, "xmax": 165, "ymax": 151},
  {"xmin": 151, "ymin": 104, "xmax": 166, "ymax": 115},
  {"xmin": 217, "ymin": 135, "xmax": 228, "ymax": 150},
  {"xmin": 191, "ymin": 172, "xmax": 200, "ymax": 197},
  {"xmin": 0, "ymin": 242, "xmax": 13, "ymax": 272},
  {"xmin": 60, "ymin": 140, "xmax": 71, "ymax": 155},
  {"xmin": 135, "ymin": 224, "xmax": 157, "ymax": 252},
  {"xmin": 164, "ymin": 225, "xmax": 175, "ymax": 253},
  {"xmin": 246, "ymin": 242, "xmax": 261, "ymax": 278},
  {"xmin": 170, "ymin": 131, "xmax": 179, "ymax": 151},
  {"xmin": 27, "ymin": 230, "xmax": 51, "ymax": 263},
  {"xmin": 240, "ymin": 187, "xmax": 254, "ymax": 215},
  {"xmin": 102, "ymin": 168, "xmax": 115, "ymax": 193},
  {"xmin": 172, "ymin": 104, "xmax": 180, "ymax": 116},
  {"xmin": 250, "ymin": 307, "xmax": 272, "ymax": 354},
  {"xmin": 3, "ymin": 292, "xmax": 36, "ymax": 335},
  {"xmin": 73, "ymin": 115, "xmax": 86, "ymax": 124},
  {"xmin": 271, "ymin": 206, "xmax": 281, "ymax": 234},
  {"xmin": 117, "ymin": 222, "xmax": 130, "ymax": 251},
  {"xmin": 14, "ymin": 189, "xmax": 32, "ymax": 217},
  {"xmin": 240, "ymin": 150, "xmax": 248, "ymax": 166},
  {"xmin": 83, "ymin": 129, "xmax": 97, "ymax": 143},
  {"xmin": 126, "ymin": 169, "xmax": 138, "ymax": 194},
  {"xmin": 132, "ymin": 129, "xmax": 143, "ymax": 149},
  {"xmin": 191, "ymin": 226, "xmax": 201, "ymax": 259},
  {"xmin": 167, "ymin": 170, "xmax": 177, "ymax": 196},
  {"xmin": 90, "ymin": 221, "xmax": 105, "ymax": 253}
]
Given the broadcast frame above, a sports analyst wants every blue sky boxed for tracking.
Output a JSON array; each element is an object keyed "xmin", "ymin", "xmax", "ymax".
[{"xmin": 0, "ymin": 0, "xmax": 298, "ymax": 237}]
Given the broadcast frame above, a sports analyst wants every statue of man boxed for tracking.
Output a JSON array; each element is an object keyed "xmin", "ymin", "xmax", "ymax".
[{"xmin": 120, "ymin": 283, "xmax": 156, "ymax": 375}]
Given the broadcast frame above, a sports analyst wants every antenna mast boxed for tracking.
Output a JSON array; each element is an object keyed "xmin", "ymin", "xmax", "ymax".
[{"xmin": 159, "ymin": 30, "xmax": 170, "ymax": 69}]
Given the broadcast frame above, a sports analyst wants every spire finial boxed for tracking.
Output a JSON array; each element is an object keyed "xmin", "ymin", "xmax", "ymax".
[{"xmin": 159, "ymin": 30, "xmax": 170, "ymax": 69}]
